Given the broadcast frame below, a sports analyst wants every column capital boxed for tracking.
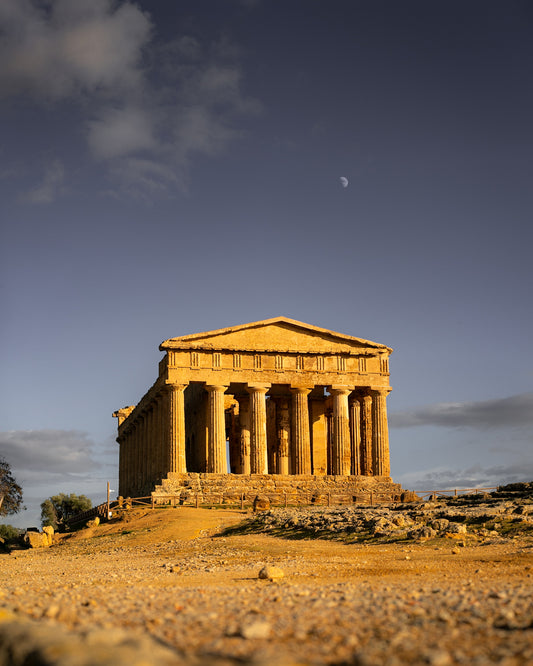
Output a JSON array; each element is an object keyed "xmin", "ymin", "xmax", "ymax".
[
  {"xmin": 205, "ymin": 384, "xmax": 229, "ymax": 392},
  {"xmin": 164, "ymin": 381, "xmax": 187, "ymax": 391},
  {"xmin": 370, "ymin": 387, "xmax": 392, "ymax": 396},
  {"xmin": 329, "ymin": 385, "xmax": 355, "ymax": 395},
  {"xmin": 246, "ymin": 383, "xmax": 271, "ymax": 393},
  {"xmin": 290, "ymin": 385, "xmax": 313, "ymax": 395}
]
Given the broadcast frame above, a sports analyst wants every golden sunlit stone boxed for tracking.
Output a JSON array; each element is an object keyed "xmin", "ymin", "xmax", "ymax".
[{"xmin": 113, "ymin": 317, "xmax": 400, "ymax": 503}]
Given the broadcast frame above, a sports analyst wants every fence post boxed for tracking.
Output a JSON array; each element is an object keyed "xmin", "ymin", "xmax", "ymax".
[
  {"xmin": 328, "ymin": 492, "xmax": 331, "ymax": 507},
  {"xmin": 370, "ymin": 491, "xmax": 374, "ymax": 506},
  {"xmin": 241, "ymin": 493, "xmax": 244, "ymax": 510},
  {"xmin": 284, "ymin": 493, "xmax": 287, "ymax": 508}
]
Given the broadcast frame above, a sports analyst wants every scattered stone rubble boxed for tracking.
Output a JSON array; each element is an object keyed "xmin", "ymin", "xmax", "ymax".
[{"xmin": 244, "ymin": 483, "xmax": 533, "ymax": 542}]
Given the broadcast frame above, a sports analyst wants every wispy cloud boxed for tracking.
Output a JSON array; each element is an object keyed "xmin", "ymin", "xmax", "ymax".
[
  {"xmin": 1, "ymin": 429, "xmax": 118, "ymax": 527},
  {"xmin": 0, "ymin": 1, "xmax": 261, "ymax": 198},
  {"xmin": 0, "ymin": 429, "xmax": 99, "ymax": 478},
  {"xmin": 22, "ymin": 160, "xmax": 65, "ymax": 204},
  {"xmin": 390, "ymin": 392, "xmax": 533, "ymax": 429},
  {"xmin": 398, "ymin": 461, "xmax": 533, "ymax": 491},
  {"xmin": 0, "ymin": 0, "xmax": 150, "ymax": 100}
]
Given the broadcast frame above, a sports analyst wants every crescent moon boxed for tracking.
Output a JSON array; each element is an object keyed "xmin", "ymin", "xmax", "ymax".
[{"xmin": 340, "ymin": 176, "xmax": 348, "ymax": 188}]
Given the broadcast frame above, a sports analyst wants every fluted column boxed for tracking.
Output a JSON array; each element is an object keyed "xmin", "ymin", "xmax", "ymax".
[
  {"xmin": 133, "ymin": 418, "xmax": 140, "ymax": 495},
  {"xmin": 360, "ymin": 393, "xmax": 373, "ymax": 476},
  {"xmin": 349, "ymin": 397, "xmax": 361, "ymax": 475},
  {"xmin": 290, "ymin": 387, "xmax": 312, "ymax": 475},
  {"xmin": 142, "ymin": 411, "xmax": 149, "ymax": 491},
  {"xmin": 153, "ymin": 396, "xmax": 161, "ymax": 480},
  {"xmin": 275, "ymin": 397, "xmax": 291, "ymax": 475},
  {"xmin": 236, "ymin": 395, "xmax": 251, "ymax": 474},
  {"xmin": 123, "ymin": 429, "xmax": 130, "ymax": 497},
  {"xmin": 372, "ymin": 389, "xmax": 391, "ymax": 476},
  {"xmin": 117, "ymin": 435, "xmax": 125, "ymax": 497},
  {"xmin": 205, "ymin": 385, "xmax": 228, "ymax": 473},
  {"xmin": 247, "ymin": 385, "xmax": 270, "ymax": 474},
  {"xmin": 158, "ymin": 391, "xmax": 167, "ymax": 477},
  {"xmin": 330, "ymin": 387, "xmax": 352, "ymax": 475},
  {"xmin": 167, "ymin": 383, "xmax": 187, "ymax": 473}
]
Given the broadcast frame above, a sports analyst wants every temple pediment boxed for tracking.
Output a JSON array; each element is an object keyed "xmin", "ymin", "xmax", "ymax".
[{"xmin": 160, "ymin": 317, "xmax": 391, "ymax": 355}]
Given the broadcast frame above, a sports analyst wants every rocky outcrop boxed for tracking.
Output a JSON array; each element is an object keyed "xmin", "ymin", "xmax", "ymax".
[{"xmin": 243, "ymin": 485, "xmax": 533, "ymax": 542}]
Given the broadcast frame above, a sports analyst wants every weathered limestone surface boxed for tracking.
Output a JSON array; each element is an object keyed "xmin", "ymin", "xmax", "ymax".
[
  {"xmin": 113, "ymin": 317, "xmax": 397, "ymax": 499},
  {"xmin": 153, "ymin": 473, "xmax": 403, "ymax": 507}
]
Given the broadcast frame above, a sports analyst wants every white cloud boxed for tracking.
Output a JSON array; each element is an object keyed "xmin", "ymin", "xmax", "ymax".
[
  {"xmin": 0, "ymin": 429, "xmax": 98, "ymax": 476},
  {"xmin": 0, "ymin": 0, "xmax": 151, "ymax": 100},
  {"xmin": 397, "ymin": 461, "xmax": 533, "ymax": 492},
  {"xmin": 390, "ymin": 392, "xmax": 533, "ymax": 429},
  {"xmin": 0, "ymin": 429, "xmax": 118, "ymax": 528},
  {"xmin": 87, "ymin": 106, "xmax": 157, "ymax": 160},
  {"xmin": 1, "ymin": 1, "xmax": 261, "ymax": 197},
  {"xmin": 23, "ymin": 160, "xmax": 65, "ymax": 204}
]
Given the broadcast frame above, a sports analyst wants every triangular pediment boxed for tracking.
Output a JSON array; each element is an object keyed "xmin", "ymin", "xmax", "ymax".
[{"xmin": 160, "ymin": 317, "xmax": 391, "ymax": 355}]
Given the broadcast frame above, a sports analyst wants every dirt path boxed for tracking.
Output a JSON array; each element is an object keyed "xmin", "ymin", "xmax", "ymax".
[{"xmin": 1, "ymin": 507, "xmax": 533, "ymax": 665}]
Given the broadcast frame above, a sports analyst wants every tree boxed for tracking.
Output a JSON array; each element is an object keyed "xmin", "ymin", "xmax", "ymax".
[
  {"xmin": 0, "ymin": 524, "xmax": 22, "ymax": 541},
  {"xmin": 40, "ymin": 493, "xmax": 92, "ymax": 530},
  {"xmin": 0, "ymin": 457, "xmax": 23, "ymax": 517}
]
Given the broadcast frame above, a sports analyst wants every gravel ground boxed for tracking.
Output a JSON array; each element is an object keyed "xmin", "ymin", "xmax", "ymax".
[{"xmin": 1, "ymin": 496, "xmax": 533, "ymax": 665}]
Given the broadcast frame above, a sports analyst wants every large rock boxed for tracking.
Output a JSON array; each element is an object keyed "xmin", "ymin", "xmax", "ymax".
[
  {"xmin": 253, "ymin": 495, "xmax": 270, "ymax": 512},
  {"xmin": 24, "ymin": 532, "xmax": 49, "ymax": 549},
  {"xmin": 258, "ymin": 565, "xmax": 284, "ymax": 581},
  {"xmin": 86, "ymin": 516, "xmax": 100, "ymax": 528},
  {"xmin": 42, "ymin": 526, "xmax": 54, "ymax": 546}
]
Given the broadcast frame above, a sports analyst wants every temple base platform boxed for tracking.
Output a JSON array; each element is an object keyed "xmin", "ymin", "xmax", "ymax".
[{"xmin": 152, "ymin": 473, "xmax": 412, "ymax": 507}]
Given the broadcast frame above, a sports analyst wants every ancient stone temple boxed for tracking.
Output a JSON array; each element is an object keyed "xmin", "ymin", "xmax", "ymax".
[{"xmin": 113, "ymin": 317, "xmax": 402, "ymax": 504}]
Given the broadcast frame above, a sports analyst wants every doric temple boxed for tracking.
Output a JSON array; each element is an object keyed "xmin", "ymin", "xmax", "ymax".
[{"xmin": 113, "ymin": 317, "xmax": 399, "ymax": 502}]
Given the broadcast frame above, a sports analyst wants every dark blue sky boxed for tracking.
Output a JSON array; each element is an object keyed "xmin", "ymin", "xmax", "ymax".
[{"xmin": 1, "ymin": 0, "xmax": 532, "ymax": 526}]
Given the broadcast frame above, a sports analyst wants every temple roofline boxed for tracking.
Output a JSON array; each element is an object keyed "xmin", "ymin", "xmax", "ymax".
[{"xmin": 160, "ymin": 316, "xmax": 392, "ymax": 353}]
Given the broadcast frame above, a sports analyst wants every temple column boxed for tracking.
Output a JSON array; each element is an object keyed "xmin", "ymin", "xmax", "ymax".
[
  {"xmin": 205, "ymin": 385, "xmax": 228, "ymax": 473},
  {"xmin": 132, "ymin": 419, "xmax": 139, "ymax": 495},
  {"xmin": 142, "ymin": 411, "xmax": 149, "ymax": 491},
  {"xmin": 146, "ymin": 406, "xmax": 153, "ymax": 486},
  {"xmin": 123, "ymin": 430, "xmax": 130, "ymax": 497},
  {"xmin": 126, "ymin": 431, "xmax": 133, "ymax": 496},
  {"xmin": 371, "ymin": 388, "xmax": 391, "ymax": 476},
  {"xmin": 236, "ymin": 395, "xmax": 251, "ymax": 474},
  {"xmin": 153, "ymin": 396, "xmax": 161, "ymax": 480},
  {"xmin": 275, "ymin": 397, "xmax": 290, "ymax": 475},
  {"xmin": 167, "ymin": 382, "xmax": 187, "ymax": 473},
  {"xmin": 290, "ymin": 387, "xmax": 312, "ymax": 475},
  {"xmin": 134, "ymin": 421, "xmax": 141, "ymax": 494},
  {"xmin": 360, "ymin": 393, "xmax": 373, "ymax": 475},
  {"xmin": 228, "ymin": 403, "xmax": 241, "ymax": 474},
  {"xmin": 158, "ymin": 391, "xmax": 167, "ymax": 477},
  {"xmin": 330, "ymin": 387, "xmax": 352, "ymax": 475},
  {"xmin": 349, "ymin": 396, "xmax": 361, "ymax": 475},
  {"xmin": 247, "ymin": 385, "xmax": 270, "ymax": 474}
]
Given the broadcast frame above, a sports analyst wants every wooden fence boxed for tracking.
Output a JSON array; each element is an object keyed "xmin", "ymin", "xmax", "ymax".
[
  {"xmin": 66, "ymin": 485, "xmax": 500, "ymax": 529},
  {"xmin": 414, "ymin": 486, "xmax": 498, "ymax": 501}
]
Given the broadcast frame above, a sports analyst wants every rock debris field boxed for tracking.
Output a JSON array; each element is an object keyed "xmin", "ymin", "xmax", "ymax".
[{"xmin": 1, "ymin": 484, "xmax": 533, "ymax": 665}]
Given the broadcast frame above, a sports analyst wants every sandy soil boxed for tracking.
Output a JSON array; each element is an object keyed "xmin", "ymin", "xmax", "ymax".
[{"xmin": 1, "ymin": 507, "xmax": 533, "ymax": 665}]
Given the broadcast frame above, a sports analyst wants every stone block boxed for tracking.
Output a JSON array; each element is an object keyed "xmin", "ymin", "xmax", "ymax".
[{"xmin": 24, "ymin": 532, "xmax": 49, "ymax": 548}]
